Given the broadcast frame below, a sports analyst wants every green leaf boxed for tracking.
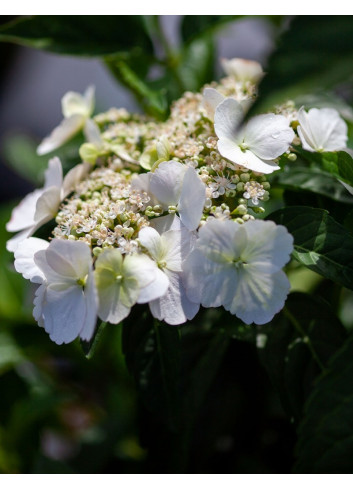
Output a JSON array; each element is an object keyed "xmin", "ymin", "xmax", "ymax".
[
  {"xmin": 258, "ymin": 292, "xmax": 347, "ymax": 422},
  {"xmin": 297, "ymin": 149, "xmax": 353, "ymax": 188},
  {"xmin": 0, "ymin": 16, "xmax": 153, "ymax": 56},
  {"xmin": 248, "ymin": 16, "xmax": 353, "ymax": 116},
  {"xmin": 178, "ymin": 36, "xmax": 215, "ymax": 93},
  {"xmin": 269, "ymin": 206, "xmax": 353, "ymax": 291},
  {"xmin": 180, "ymin": 15, "xmax": 241, "ymax": 44},
  {"xmin": 295, "ymin": 333, "xmax": 353, "ymax": 473},
  {"xmin": 272, "ymin": 165, "xmax": 353, "ymax": 204},
  {"xmin": 105, "ymin": 56, "xmax": 168, "ymax": 119}
]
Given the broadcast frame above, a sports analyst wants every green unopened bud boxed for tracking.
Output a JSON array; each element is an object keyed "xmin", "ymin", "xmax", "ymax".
[
  {"xmin": 79, "ymin": 143, "xmax": 101, "ymax": 165},
  {"xmin": 236, "ymin": 182, "xmax": 245, "ymax": 192},
  {"xmin": 240, "ymin": 173, "xmax": 251, "ymax": 183},
  {"xmin": 288, "ymin": 152, "xmax": 297, "ymax": 162},
  {"xmin": 235, "ymin": 204, "xmax": 247, "ymax": 215},
  {"xmin": 93, "ymin": 247, "xmax": 103, "ymax": 257}
]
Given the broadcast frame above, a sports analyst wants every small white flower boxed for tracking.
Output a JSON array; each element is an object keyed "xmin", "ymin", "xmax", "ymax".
[
  {"xmin": 138, "ymin": 225, "xmax": 199, "ymax": 325},
  {"xmin": 33, "ymin": 239, "xmax": 98, "ymax": 345},
  {"xmin": 6, "ymin": 157, "xmax": 88, "ymax": 252},
  {"xmin": 297, "ymin": 106, "xmax": 348, "ymax": 152},
  {"xmin": 221, "ymin": 57, "xmax": 264, "ymax": 84},
  {"xmin": 94, "ymin": 248, "xmax": 168, "ymax": 325},
  {"xmin": 149, "ymin": 160, "xmax": 206, "ymax": 231},
  {"xmin": 183, "ymin": 219, "xmax": 293, "ymax": 325},
  {"xmin": 37, "ymin": 86, "xmax": 95, "ymax": 155},
  {"xmin": 214, "ymin": 98, "xmax": 295, "ymax": 174},
  {"xmin": 243, "ymin": 181, "xmax": 266, "ymax": 205}
]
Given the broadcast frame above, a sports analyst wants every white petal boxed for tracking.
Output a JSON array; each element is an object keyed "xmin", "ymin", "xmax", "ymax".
[
  {"xmin": 244, "ymin": 114, "xmax": 294, "ymax": 160},
  {"xmin": 137, "ymin": 267, "xmax": 169, "ymax": 303},
  {"xmin": 138, "ymin": 226, "xmax": 164, "ymax": 261},
  {"xmin": 183, "ymin": 249, "xmax": 236, "ymax": 307},
  {"xmin": 46, "ymin": 239, "xmax": 92, "ymax": 280},
  {"xmin": 124, "ymin": 253, "xmax": 159, "ymax": 290},
  {"xmin": 214, "ymin": 98, "xmax": 244, "ymax": 141},
  {"xmin": 62, "ymin": 162, "xmax": 90, "ymax": 198},
  {"xmin": 33, "ymin": 283, "xmax": 46, "ymax": 327},
  {"xmin": 225, "ymin": 269, "xmax": 290, "ymax": 325},
  {"xmin": 42, "ymin": 284, "xmax": 87, "ymax": 344},
  {"xmin": 6, "ymin": 228, "xmax": 34, "ymax": 253},
  {"xmin": 150, "ymin": 160, "xmax": 188, "ymax": 207},
  {"xmin": 37, "ymin": 114, "xmax": 85, "ymax": 155},
  {"xmin": 149, "ymin": 269, "xmax": 199, "ymax": 325},
  {"xmin": 162, "ymin": 228, "xmax": 196, "ymax": 271},
  {"xmin": 94, "ymin": 249, "xmax": 137, "ymax": 324},
  {"xmin": 217, "ymin": 138, "xmax": 280, "ymax": 174},
  {"xmin": 6, "ymin": 188, "xmax": 43, "ymax": 232},
  {"xmin": 241, "ymin": 220, "xmax": 293, "ymax": 273},
  {"xmin": 150, "ymin": 214, "xmax": 181, "ymax": 233},
  {"xmin": 178, "ymin": 167, "xmax": 206, "ymax": 231},
  {"xmin": 202, "ymin": 87, "xmax": 225, "ymax": 121},
  {"xmin": 83, "ymin": 85, "xmax": 95, "ymax": 116},
  {"xmin": 34, "ymin": 186, "xmax": 61, "ymax": 223},
  {"xmin": 221, "ymin": 57, "xmax": 263, "ymax": 83},
  {"xmin": 297, "ymin": 107, "xmax": 347, "ymax": 152},
  {"xmin": 62, "ymin": 86, "xmax": 94, "ymax": 118},
  {"xmin": 79, "ymin": 270, "xmax": 99, "ymax": 341},
  {"xmin": 197, "ymin": 219, "xmax": 246, "ymax": 264},
  {"xmin": 83, "ymin": 119, "xmax": 103, "ymax": 147},
  {"xmin": 44, "ymin": 157, "xmax": 63, "ymax": 189},
  {"xmin": 14, "ymin": 237, "xmax": 49, "ymax": 283}
]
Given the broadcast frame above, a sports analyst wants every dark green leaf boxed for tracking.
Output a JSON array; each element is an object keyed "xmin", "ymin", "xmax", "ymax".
[
  {"xmin": 248, "ymin": 16, "xmax": 353, "ymax": 116},
  {"xmin": 180, "ymin": 15, "xmax": 241, "ymax": 44},
  {"xmin": 178, "ymin": 36, "xmax": 215, "ymax": 93},
  {"xmin": 295, "ymin": 333, "xmax": 353, "ymax": 473},
  {"xmin": 105, "ymin": 57, "xmax": 168, "ymax": 119},
  {"xmin": 272, "ymin": 165, "xmax": 353, "ymax": 204},
  {"xmin": 269, "ymin": 206, "xmax": 353, "ymax": 291},
  {"xmin": 0, "ymin": 15, "xmax": 153, "ymax": 56},
  {"xmin": 258, "ymin": 292, "xmax": 347, "ymax": 421},
  {"xmin": 297, "ymin": 149, "xmax": 353, "ymax": 188}
]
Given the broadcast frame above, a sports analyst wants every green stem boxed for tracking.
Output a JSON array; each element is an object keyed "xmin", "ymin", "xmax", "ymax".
[
  {"xmin": 152, "ymin": 15, "xmax": 185, "ymax": 93},
  {"xmin": 283, "ymin": 306, "xmax": 326, "ymax": 372}
]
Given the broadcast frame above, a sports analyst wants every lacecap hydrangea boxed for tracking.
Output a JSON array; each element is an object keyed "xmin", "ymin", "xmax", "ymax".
[{"xmin": 7, "ymin": 58, "xmax": 349, "ymax": 345}]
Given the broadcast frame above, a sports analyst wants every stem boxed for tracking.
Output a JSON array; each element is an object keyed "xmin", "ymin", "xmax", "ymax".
[{"xmin": 283, "ymin": 306, "xmax": 326, "ymax": 372}]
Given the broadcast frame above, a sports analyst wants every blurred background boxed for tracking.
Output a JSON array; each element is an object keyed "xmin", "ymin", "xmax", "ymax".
[{"xmin": 0, "ymin": 15, "xmax": 322, "ymax": 474}]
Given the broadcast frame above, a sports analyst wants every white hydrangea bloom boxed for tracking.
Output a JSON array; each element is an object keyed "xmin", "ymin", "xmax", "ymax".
[
  {"xmin": 297, "ymin": 106, "xmax": 348, "ymax": 152},
  {"xmin": 94, "ymin": 248, "xmax": 168, "ymax": 325},
  {"xmin": 37, "ymin": 86, "xmax": 95, "ymax": 155},
  {"xmin": 183, "ymin": 219, "xmax": 293, "ymax": 325},
  {"xmin": 221, "ymin": 57, "xmax": 264, "ymax": 84},
  {"xmin": 149, "ymin": 160, "xmax": 206, "ymax": 230},
  {"xmin": 33, "ymin": 239, "xmax": 98, "ymax": 345},
  {"xmin": 214, "ymin": 98, "xmax": 295, "ymax": 174},
  {"xmin": 138, "ymin": 225, "xmax": 199, "ymax": 325},
  {"xmin": 6, "ymin": 157, "xmax": 88, "ymax": 252}
]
